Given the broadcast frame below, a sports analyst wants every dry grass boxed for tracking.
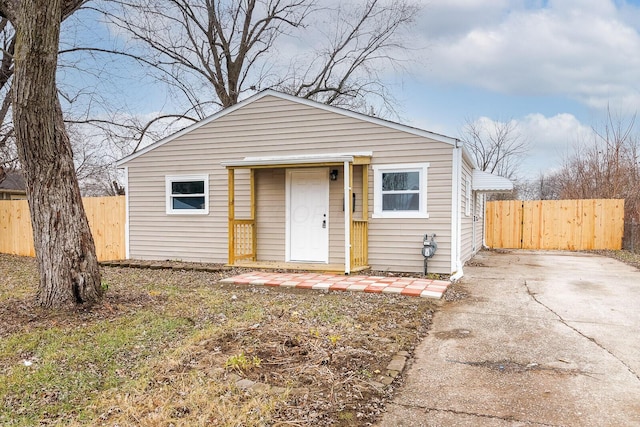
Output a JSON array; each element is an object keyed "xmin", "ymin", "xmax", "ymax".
[
  {"xmin": 593, "ymin": 249, "xmax": 640, "ymax": 271},
  {"xmin": 0, "ymin": 254, "xmax": 435, "ymax": 426}
]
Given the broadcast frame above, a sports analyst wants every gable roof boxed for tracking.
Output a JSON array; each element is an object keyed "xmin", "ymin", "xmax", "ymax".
[
  {"xmin": 0, "ymin": 170, "xmax": 26, "ymax": 192},
  {"xmin": 117, "ymin": 89, "xmax": 461, "ymax": 167}
]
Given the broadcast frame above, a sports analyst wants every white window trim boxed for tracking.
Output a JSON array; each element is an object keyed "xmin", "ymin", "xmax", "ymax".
[
  {"xmin": 465, "ymin": 178, "xmax": 471, "ymax": 217},
  {"xmin": 165, "ymin": 174, "xmax": 209, "ymax": 215},
  {"xmin": 372, "ymin": 163, "xmax": 430, "ymax": 219}
]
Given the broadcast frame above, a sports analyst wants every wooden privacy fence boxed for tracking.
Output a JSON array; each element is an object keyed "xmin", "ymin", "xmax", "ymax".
[
  {"xmin": 486, "ymin": 199, "xmax": 625, "ymax": 250},
  {"xmin": 0, "ymin": 196, "xmax": 126, "ymax": 261}
]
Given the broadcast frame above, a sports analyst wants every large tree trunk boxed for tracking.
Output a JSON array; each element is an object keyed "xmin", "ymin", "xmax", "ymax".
[{"xmin": 11, "ymin": 0, "xmax": 102, "ymax": 308}]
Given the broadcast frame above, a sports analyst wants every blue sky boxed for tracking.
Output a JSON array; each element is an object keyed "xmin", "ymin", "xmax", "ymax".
[
  {"xmin": 61, "ymin": 0, "xmax": 640, "ymax": 180},
  {"xmin": 397, "ymin": 0, "xmax": 640, "ymax": 178}
]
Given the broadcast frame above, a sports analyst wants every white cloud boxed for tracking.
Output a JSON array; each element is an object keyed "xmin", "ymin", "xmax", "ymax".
[
  {"xmin": 417, "ymin": 0, "xmax": 511, "ymax": 41},
  {"xmin": 473, "ymin": 112, "xmax": 594, "ymax": 175},
  {"xmin": 415, "ymin": 0, "xmax": 640, "ymax": 112}
]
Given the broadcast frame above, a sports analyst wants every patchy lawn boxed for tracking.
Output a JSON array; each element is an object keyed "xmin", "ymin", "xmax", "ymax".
[{"xmin": 0, "ymin": 254, "xmax": 435, "ymax": 426}]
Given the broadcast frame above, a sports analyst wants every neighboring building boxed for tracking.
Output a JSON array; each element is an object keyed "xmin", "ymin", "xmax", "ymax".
[
  {"xmin": 117, "ymin": 90, "xmax": 512, "ymax": 277},
  {"xmin": 0, "ymin": 170, "xmax": 27, "ymax": 200}
]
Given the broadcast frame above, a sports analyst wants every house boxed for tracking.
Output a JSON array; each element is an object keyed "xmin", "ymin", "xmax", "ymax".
[
  {"xmin": 0, "ymin": 170, "xmax": 27, "ymax": 200},
  {"xmin": 116, "ymin": 90, "xmax": 512, "ymax": 277}
]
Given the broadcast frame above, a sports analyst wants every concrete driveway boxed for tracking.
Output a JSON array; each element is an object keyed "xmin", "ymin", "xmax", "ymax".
[{"xmin": 378, "ymin": 250, "xmax": 640, "ymax": 426}]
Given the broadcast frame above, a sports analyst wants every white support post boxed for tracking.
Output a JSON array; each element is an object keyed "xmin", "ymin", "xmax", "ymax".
[{"xmin": 344, "ymin": 161, "xmax": 351, "ymax": 275}]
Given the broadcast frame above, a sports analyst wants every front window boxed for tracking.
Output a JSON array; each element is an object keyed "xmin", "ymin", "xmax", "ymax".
[
  {"xmin": 166, "ymin": 175, "xmax": 209, "ymax": 214},
  {"xmin": 373, "ymin": 163, "xmax": 429, "ymax": 218}
]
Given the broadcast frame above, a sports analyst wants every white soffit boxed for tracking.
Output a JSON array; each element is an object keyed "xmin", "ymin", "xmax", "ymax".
[{"xmin": 222, "ymin": 152, "xmax": 373, "ymax": 168}]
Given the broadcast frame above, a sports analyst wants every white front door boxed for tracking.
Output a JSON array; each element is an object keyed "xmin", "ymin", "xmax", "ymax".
[{"xmin": 287, "ymin": 168, "xmax": 329, "ymax": 263}]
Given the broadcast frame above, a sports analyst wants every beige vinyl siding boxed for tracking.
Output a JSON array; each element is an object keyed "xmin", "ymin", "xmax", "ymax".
[
  {"xmin": 124, "ymin": 95, "xmax": 456, "ymax": 273},
  {"xmin": 255, "ymin": 168, "xmax": 285, "ymax": 261},
  {"xmin": 368, "ymin": 152, "xmax": 453, "ymax": 273},
  {"xmin": 460, "ymin": 158, "xmax": 474, "ymax": 263}
]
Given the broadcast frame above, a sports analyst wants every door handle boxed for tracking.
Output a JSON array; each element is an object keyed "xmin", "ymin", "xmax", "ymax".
[{"xmin": 322, "ymin": 219, "xmax": 326, "ymax": 228}]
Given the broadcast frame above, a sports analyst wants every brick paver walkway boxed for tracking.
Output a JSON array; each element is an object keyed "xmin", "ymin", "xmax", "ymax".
[{"xmin": 219, "ymin": 272, "xmax": 451, "ymax": 299}]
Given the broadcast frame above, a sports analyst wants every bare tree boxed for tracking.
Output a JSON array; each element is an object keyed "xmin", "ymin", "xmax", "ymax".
[
  {"xmin": 68, "ymin": 123, "xmax": 126, "ymax": 196},
  {"xmin": 518, "ymin": 172, "xmax": 561, "ymax": 200},
  {"xmin": 0, "ymin": 14, "xmax": 134, "ymax": 196},
  {"xmin": 0, "ymin": 0, "xmax": 103, "ymax": 309},
  {"xmin": 0, "ymin": 17, "xmax": 16, "ymax": 180},
  {"xmin": 96, "ymin": 0, "xmax": 418, "ymax": 121},
  {"xmin": 461, "ymin": 117, "xmax": 530, "ymax": 181},
  {"xmin": 552, "ymin": 110, "xmax": 640, "ymax": 221}
]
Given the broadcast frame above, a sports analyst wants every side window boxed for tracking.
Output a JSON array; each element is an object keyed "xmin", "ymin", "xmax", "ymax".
[
  {"xmin": 465, "ymin": 177, "xmax": 471, "ymax": 216},
  {"xmin": 373, "ymin": 163, "xmax": 429, "ymax": 218},
  {"xmin": 165, "ymin": 175, "xmax": 209, "ymax": 215}
]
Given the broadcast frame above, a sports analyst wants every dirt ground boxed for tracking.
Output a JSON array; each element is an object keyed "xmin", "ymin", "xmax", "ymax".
[
  {"xmin": 6, "ymin": 250, "xmax": 638, "ymax": 425},
  {"xmin": 0, "ymin": 255, "xmax": 440, "ymax": 426}
]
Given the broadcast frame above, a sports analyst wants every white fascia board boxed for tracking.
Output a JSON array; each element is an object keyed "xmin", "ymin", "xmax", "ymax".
[
  {"xmin": 116, "ymin": 91, "xmax": 276, "ymax": 167},
  {"xmin": 460, "ymin": 143, "xmax": 479, "ymax": 169},
  {"xmin": 267, "ymin": 91, "xmax": 460, "ymax": 146},
  {"xmin": 116, "ymin": 88, "xmax": 460, "ymax": 167}
]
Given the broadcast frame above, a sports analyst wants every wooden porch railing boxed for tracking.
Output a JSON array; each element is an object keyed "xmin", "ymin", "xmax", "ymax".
[
  {"xmin": 231, "ymin": 219, "xmax": 256, "ymax": 262},
  {"xmin": 352, "ymin": 219, "xmax": 368, "ymax": 268}
]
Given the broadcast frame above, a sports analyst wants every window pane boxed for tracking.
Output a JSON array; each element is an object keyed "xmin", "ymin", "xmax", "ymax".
[
  {"xmin": 172, "ymin": 180, "xmax": 204, "ymax": 195},
  {"xmin": 172, "ymin": 196, "xmax": 205, "ymax": 210},
  {"xmin": 382, "ymin": 193, "xmax": 419, "ymax": 211},
  {"xmin": 382, "ymin": 172, "xmax": 419, "ymax": 191}
]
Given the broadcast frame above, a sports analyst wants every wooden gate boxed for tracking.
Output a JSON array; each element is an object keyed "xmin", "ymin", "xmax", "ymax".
[{"xmin": 485, "ymin": 199, "xmax": 625, "ymax": 250}]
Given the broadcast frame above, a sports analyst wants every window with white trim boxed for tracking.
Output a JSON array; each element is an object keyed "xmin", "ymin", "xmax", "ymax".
[
  {"xmin": 165, "ymin": 175, "xmax": 209, "ymax": 215},
  {"xmin": 465, "ymin": 177, "xmax": 471, "ymax": 216},
  {"xmin": 373, "ymin": 163, "xmax": 429, "ymax": 218}
]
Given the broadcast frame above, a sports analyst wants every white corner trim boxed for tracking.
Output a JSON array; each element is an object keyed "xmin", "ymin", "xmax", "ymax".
[
  {"xmin": 123, "ymin": 166, "xmax": 130, "ymax": 259},
  {"xmin": 451, "ymin": 148, "xmax": 461, "ymax": 273}
]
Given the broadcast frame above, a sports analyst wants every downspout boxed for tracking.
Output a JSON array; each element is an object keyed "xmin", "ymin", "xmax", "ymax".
[
  {"xmin": 123, "ymin": 166, "xmax": 130, "ymax": 259},
  {"xmin": 343, "ymin": 161, "xmax": 351, "ymax": 274},
  {"xmin": 482, "ymin": 194, "xmax": 489, "ymax": 249},
  {"xmin": 450, "ymin": 141, "xmax": 464, "ymax": 282}
]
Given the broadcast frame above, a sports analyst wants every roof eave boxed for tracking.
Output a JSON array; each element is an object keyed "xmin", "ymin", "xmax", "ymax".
[{"xmin": 222, "ymin": 152, "xmax": 373, "ymax": 168}]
